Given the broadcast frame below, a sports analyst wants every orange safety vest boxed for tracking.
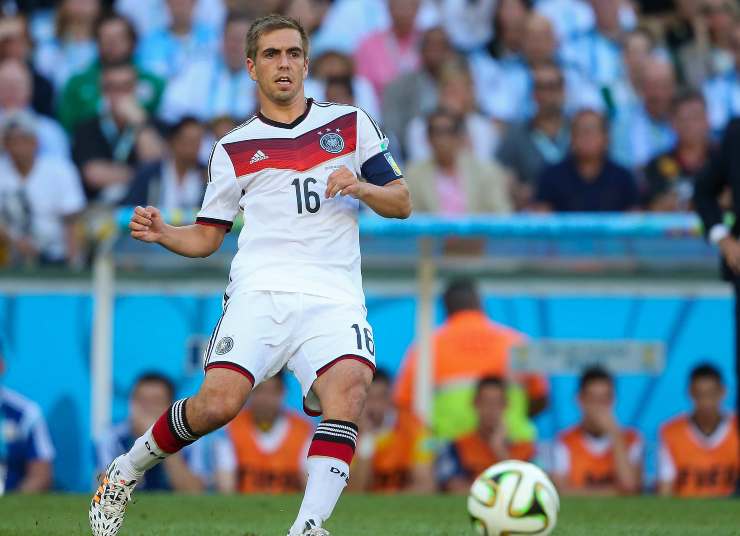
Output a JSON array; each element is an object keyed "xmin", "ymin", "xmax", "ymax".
[
  {"xmin": 368, "ymin": 411, "xmax": 429, "ymax": 492},
  {"xmin": 661, "ymin": 414, "xmax": 738, "ymax": 497},
  {"xmin": 558, "ymin": 426, "xmax": 641, "ymax": 490},
  {"xmin": 228, "ymin": 409, "xmax": 313, "ymax": 494},
  {"xmin": 454, "ymin": 431, "xmax": 535, "ymax": 478}
]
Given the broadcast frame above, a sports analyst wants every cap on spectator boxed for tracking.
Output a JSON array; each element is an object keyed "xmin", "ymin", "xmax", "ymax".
[{"xmin": 0, "ymin": 109, "xmax": 37, "ymax": 138}]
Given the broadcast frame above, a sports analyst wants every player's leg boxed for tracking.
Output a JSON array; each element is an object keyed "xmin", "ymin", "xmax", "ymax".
[{"xmin": 288, "ymin": 359, "xmax": 373, "ymax": 535}]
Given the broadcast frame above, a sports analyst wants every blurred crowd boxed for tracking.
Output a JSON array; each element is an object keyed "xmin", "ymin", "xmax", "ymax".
[
  {"xmin": 0, "ymin": 0, "xmax": 739, "ymax": 267},
  {"xmin": 2, "ymin": 279, "xmax": 737, "ymax": 496}
]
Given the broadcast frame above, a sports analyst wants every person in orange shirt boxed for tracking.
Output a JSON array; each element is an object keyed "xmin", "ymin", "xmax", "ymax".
[
  {"xmin": 658, "ymin": 364, "xmax": 738, "ymax": 497},
  {"xmin": 227, "ymin": 372, "xmax": 313, "ymax": 494},
  {"xmin": 348, "ymin": 369, "xmax": 435, "ymax": 493},
  {"xmin": 394, "ymin": 279, "xmax": 548, "ymax": 441},
  {"xmin": 552, "ymin": 367, "xmax": 642, "ymax": 495},
  {"xmin": 436, "ymin": 377, "xmax": 535, "ymax": 493}
]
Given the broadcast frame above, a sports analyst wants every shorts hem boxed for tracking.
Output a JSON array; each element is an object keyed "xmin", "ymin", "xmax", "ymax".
[
  {"xmin": 204, "ymin": 361, "xmax": 255, "ymax": 386},
  {"xmin": 302, "ymin": 354, "xmax": 376, "ymax": 417}
]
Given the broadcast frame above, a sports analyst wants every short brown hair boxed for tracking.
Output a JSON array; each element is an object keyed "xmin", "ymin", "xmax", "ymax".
[{"xmin": 245, "ymin": 14, "xmax": 309, "ymax": 61}]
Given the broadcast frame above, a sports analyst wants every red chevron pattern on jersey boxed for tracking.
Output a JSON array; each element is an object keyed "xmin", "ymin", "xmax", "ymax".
[{"xmin": 222, "ymin": 112, "xmax": 357, "ymax": 176}]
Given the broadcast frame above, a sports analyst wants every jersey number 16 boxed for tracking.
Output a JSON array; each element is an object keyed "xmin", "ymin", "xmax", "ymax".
[{"xmin": 292, "ymin": 177, "xmax": 320, "ymax": 214}]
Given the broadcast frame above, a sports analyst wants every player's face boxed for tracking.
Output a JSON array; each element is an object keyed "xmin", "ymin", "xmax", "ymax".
[
  {"xmin": 690, "ymin": 377, "xmax": 724, "ymax": 419},
  {"xmin": 130, "ymin": 382, "xmax": 172, "ymax": 427},
  {"xmin": 363, "ymin": 379, "xmax": 392, "ymax": 427},
  {"xmin": 474, "ymin": 385, "xmax": 507, "ymax": 430},
  {"xmin": 247, "ymin": 28, "xmax": 308, "ymax": 105},
  {"xmin": 579, "ymin": 380, "xmax": 614, "ymax": 422},
  {"xmin": 249, "ymin": 376, "xmax": 284, "ymax": 424}
]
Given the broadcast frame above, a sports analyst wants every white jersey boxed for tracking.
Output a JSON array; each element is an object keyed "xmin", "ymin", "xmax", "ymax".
[{"xmin": 196, "ymin": 98, "xmax": 402, "ymax": 305}]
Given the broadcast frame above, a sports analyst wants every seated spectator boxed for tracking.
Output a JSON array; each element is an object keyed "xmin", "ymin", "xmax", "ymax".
[
  {"xmin": 122, "ymin": 117, "xmax": 206, "ymax": 211},
  {"xmin": 0, "ymin": 345, "xmax": 54, "ymax": 493},
  {"xmin": 496, "ymin": 62, "xmax": 570, "ymax": 209},
  {"xmin": 405, "ymin": 61, "xmax": 500, "ymax": 164},
  {"xmin": 0, "ymin": 111, "xmax": 85, "ymax": 267},
  {"xmin": 604, "ymin": 28, "xmax": 655, "ymax": 120},
  {"xmin": 436, "ymin": 0, "xmax": 496, "ymax": 53},
  {"xmin": 227, "ymin": 373, "xmax": 313, "ymax": 494},
  {"xmin": 703, "ymin": 21, "xmax": 740, "ymax": 136},
  {"xmin": 536, "ymin": 109, "xmax": 638, "ymax": 212},
  {"xmin": 32, "ymin": 0, "xmax": 100, "ymax": 90},
  {"xmin": 115, "ymin": 0, "xmax": 227, "ymax": 40},
  {"xmin": 96, "ymin": 372, "xmax": 235, "ymax": 492},
  {"xmin": 658, "ymin": 364, "xmax": 738, "ymax": 497},
  {"xmin": 677, "ymin": 0, "xmax": 738, "ymax": 89},
  {"xmin": 0, "ymin": 15, "xmax": 55, "ymax": 117},
  {"xmin": 348, "ymin": 369, "xmax": 434, "ymax": 493},
  {"xmin": 354, "ymin": 0, "xmax": 421, "ymax": 99},
  {"xmin": 58, "ymin": 13, "xmax": 165, "ymax": 133},
  {"xmin": 611, "ymin": 58, "xmax": 677, "ymax": 169},
  {"xmin": 404, "ymin": 108, "xmax": 511, "ymax": 214},
  {"xmin": 309, "ymin": 51, "xmax": 379, "ymax": 120},
  {"xmin": 536, "ymin": 0, "xmax": 636, "ymax": 49},
  {"xmin": 665, "ymin": 0, "xmax": 703, "ymax": 72},
  {"xmin": 382, "ymin": 27, "xmax": 454, "ymax": 158},
  {"xmin": 323, "ymin": 76, "xmax": 354, "ymax": 106},
  {"xmin": 552, "ymin": 367, "xmax": 642, "ymax": 495},
  {"xmin": 643, "ymin": 91, "xmax": 713, "ymax": 212},
  {"xmin": 0, "ymin": 59, "xmax": 69, "ymax": 158},
  {"xmin": 72, "ymin": 61, "xmax": 164, "ymax": 204},
  {"xmin": 436, "ymin": 377, "xmax": 534, "ymax": 493},
  {"xmin": 137, "ymin": 0, "xmax": 218, "ymax": 80},
  {"xmin": 395, "ymin": 279, "xmax": 548, "ymax": 442},
  {"xmin": 158, "ymin": 13, "xmax": 257, "ymax": 124}
]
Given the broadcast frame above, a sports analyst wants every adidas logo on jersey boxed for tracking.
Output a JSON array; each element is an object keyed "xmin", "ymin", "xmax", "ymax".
[{"xmin": 249, "ymin": 150, "xmax": 269, "ymax": 164}]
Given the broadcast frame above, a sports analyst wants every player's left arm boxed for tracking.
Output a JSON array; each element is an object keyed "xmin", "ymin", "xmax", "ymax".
[
  {"xmin": 610, "ymin": 429, "xmax": 642, "ymax": 495},
  {"xmin": 325, "ymin": 167, "xmax": 411, "ymax": 219}
]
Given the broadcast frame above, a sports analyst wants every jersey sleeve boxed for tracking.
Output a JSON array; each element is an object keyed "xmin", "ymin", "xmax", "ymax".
[
  {"xmin": 356, "ymin": 108, "xmax": 403, "ymax": 186},
  {"xmin": 657, "ymin": 442, "xmax": 676, "ymax": 484},
  {"xmin": 196, "ymin": 142, "xmax": 241, "ymax": 231},
  {"xmin": 552, "ymin": 439, "xmax": 571, "ymax": 477}
]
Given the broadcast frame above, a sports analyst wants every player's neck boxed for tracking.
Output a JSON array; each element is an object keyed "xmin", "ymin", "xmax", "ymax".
[
  {"xmin": 692, "ymin": 412, "xmax": 722, "ymax": 436},
  {"xmin": 258, "ymin": 94, "xmax": 309, "ymax": 126}
]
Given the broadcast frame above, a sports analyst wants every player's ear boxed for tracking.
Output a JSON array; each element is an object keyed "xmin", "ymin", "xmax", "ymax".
[
  {"xmin": 303, "ymin": 57, "xmax": 309, "ymax": 80},
  {"xmin": 246, "ymin": 57, "xmax": 257, "ymax": 81}
]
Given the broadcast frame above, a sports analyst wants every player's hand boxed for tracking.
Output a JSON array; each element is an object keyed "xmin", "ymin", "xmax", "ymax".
[
  {"xmin": 719, "ymin": 236, "xmax": 740, "ymax": 274},
  {"xmin": 325, "ymin": 166, "xmax": 366, "ymax": 199},
  {"xmin": 129, "ymin": 205, "xmax": 166, "ymax": 243},
  {"xmin": 591, "ymin": 409, "xmax": 619, "ymax": 436}
]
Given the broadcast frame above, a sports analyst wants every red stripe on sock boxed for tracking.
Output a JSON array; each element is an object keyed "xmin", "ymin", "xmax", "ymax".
[
  {"xmin": 151, "ymin": 410, "xmax": 187, "ymax": 454},
  {"xmin": 307, "ymin": 439, "xmax": 355, "ymax": 465}
]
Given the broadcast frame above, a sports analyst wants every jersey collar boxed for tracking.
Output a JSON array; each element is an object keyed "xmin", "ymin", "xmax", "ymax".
[{"xmin": 257, "ymin": 98, "xmax": 313, "ymax": 129}]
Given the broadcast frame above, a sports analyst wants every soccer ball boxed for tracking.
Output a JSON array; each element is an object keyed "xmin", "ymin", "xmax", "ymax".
[{"xmin": 467, "ymin": 460, "xmax": 560, "ymax": 536}]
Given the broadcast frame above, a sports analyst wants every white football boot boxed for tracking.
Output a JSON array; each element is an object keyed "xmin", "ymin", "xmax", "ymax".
[{"xmin": 89, "ymin": 456, "xmax": 138, "ymax": 536}]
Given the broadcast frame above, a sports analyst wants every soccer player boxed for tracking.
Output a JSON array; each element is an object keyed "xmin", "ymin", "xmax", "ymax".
[
  {"xmin": 228, "ymin": 373, "xmax": 314, "ymax": 494},
  {"xmin": 658, "ymin": 364, "xmax": 738, "ymax": 497},
  {"xmin": 551, "ymin": 367, "xmax": 642, "ymax": 495},
  {"xmin": 89, "ymin": 14, "xmax": 410, "ymax": 536},
  {"xmin": 436, "ymin": 377, "xmax": 534, "ymax": 493},
  {"xmin": 348, "ymin": 369, "xmax": 434, "ymax": 493}
]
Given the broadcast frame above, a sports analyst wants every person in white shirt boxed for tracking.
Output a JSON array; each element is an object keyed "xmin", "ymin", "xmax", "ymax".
[
  {"xmin": 0, "ymin": 111, "xmax": 85, "ymax": 266},
  {"xmin": 91, "ymin": 14, "xmax": 410, "ymax": 536},
  {"xmin": 703, "ymin": 21, "xmax": 740, "ymax": 137}
]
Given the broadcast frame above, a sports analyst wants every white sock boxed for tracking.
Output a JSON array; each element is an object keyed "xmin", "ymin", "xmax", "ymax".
[
  {"xmin": 289, "ymin": 457, "xmax": 349, "ymax": 535},
  {"xmin": 116, "ymin": 425, "xmax": 169, "ymax": 481}
]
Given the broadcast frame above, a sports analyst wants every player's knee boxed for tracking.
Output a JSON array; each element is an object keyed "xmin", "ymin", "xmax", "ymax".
[
  {"xmin": 336, "ymin": 369, "xmax": 373, "ymax": 420},
  {"xmin": 190, "ymin": 389, "xmax": 244, "ymax": 429}
]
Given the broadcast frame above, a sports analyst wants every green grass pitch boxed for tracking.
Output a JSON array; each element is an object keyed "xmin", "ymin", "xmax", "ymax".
[{"xmin": 1, "ymin": 494, "xmax": 738, "ymax": 535}]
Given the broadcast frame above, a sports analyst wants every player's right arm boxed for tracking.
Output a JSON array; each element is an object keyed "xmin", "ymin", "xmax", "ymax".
[{"xmin": 129, "ymin": 205, "xmax": 226, "ymax": 257}]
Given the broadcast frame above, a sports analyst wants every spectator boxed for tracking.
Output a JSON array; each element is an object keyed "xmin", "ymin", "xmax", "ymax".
[
  {"xmin": 0, "ymin": 111, "xmax": 85, "ymax": 267},
  {"xmin": 436, "ymin": 377, "xmax": 534, "ymax": 493},
  {"xmin": 72, "ymin": 61, "xmax": 164, "ymax": 204},
  {"xmin": 643, "ymin": 91, "xmax": 713, "ymax": 212},
  {"xmin": 604, "ymin": 28, "xmax": 655, "ymax": 120},
  {"xmin": 665, "ymin": 0, "xmax": 703, "ymax": 66},
  {"xmin": 309, "ymin": 51, "xmax": 379, "ymax": 120},
  {"xmin": 658, "ymin": 364, "xmax": 738, "ymax": 497},
  {"xmin": 354, "ymin": 0, "xmax": 421, "ymax": 99},
  {"xmin": 551, "ymin": 367, "xmax": 642, "ymax": 495},
  {"xmin": 382, "ymin": 26, "xmax": 454, "ymax": 158},
  {"xmin": 436, "ymin": 0, "xmax": 496, "ymax": 53},
  {"xmin": 0, "ymin": 59, "xmax": 69, "ymax": 158},
  {"xmin": 137, "ymin": 0, "xmax": 218, "ymax": 80},
  {"xmin": 227, "ymin": 374, "xmax": 313, "ymax": 494},
  {"xmin": 703, "ymin": 21, "xmax": 740, "ymax": 136},
  {"xmin": 395, "ymin": 279, "xmax": 548, "ymax": 442},
  {"xmin": 122, "ymin": 117, "xmax": 206, "ymax": 211},
  {"xmin": 33, "ymin": 0, "xmax": 100, "ymax": 90},
  {"xmin": 610, "ymin": 59, "xmax": 677, "ymax": 169},
  {"xmin": 0, "ymin": 14, "xmax": 55, "ymax": 117},
  {"xmin": 58, "ymin": 13, "xmax": 165, "ymax": 133},
  {"xmin": 496, "ymin": 62, "xmax": 570, "ymax": 209},
  {"xmin": 158, "ymin": 13, "xmax": 257, "ymax": 123},
  {"xmin": 404, "ymin": 108, "xmax": 510, "ymax": 214},
  {"xmin": 0, "ymin": 344, "xmax": 54, "ymax": 493},
  {"xmin": 678, "ymin": 0, "xmax": 738, "ymax": 89},
  {"xmin": 323, "ymin": 76, "xmax": 354, "ymax": 106},
  {"xmin": 405, "ymin": 61, "xmax": 500, "ymax": 164},
  {"xmin": 348, "ymin": 369, "xmax": 434, "ymax": 493},
  {"xmin": 536, "ymin": 109, "xmax": 638, "ymax": 212},
  {"xmin": 115, "ymin": 0, "xmax": 227, "ymax": 40},
  {"xmin": 283, "ymin": 0, "xmax": 332, "ymax": 43},
  {"xmin": 95, "ymin": 372, "xmax": 235, "ymax": 492}
]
